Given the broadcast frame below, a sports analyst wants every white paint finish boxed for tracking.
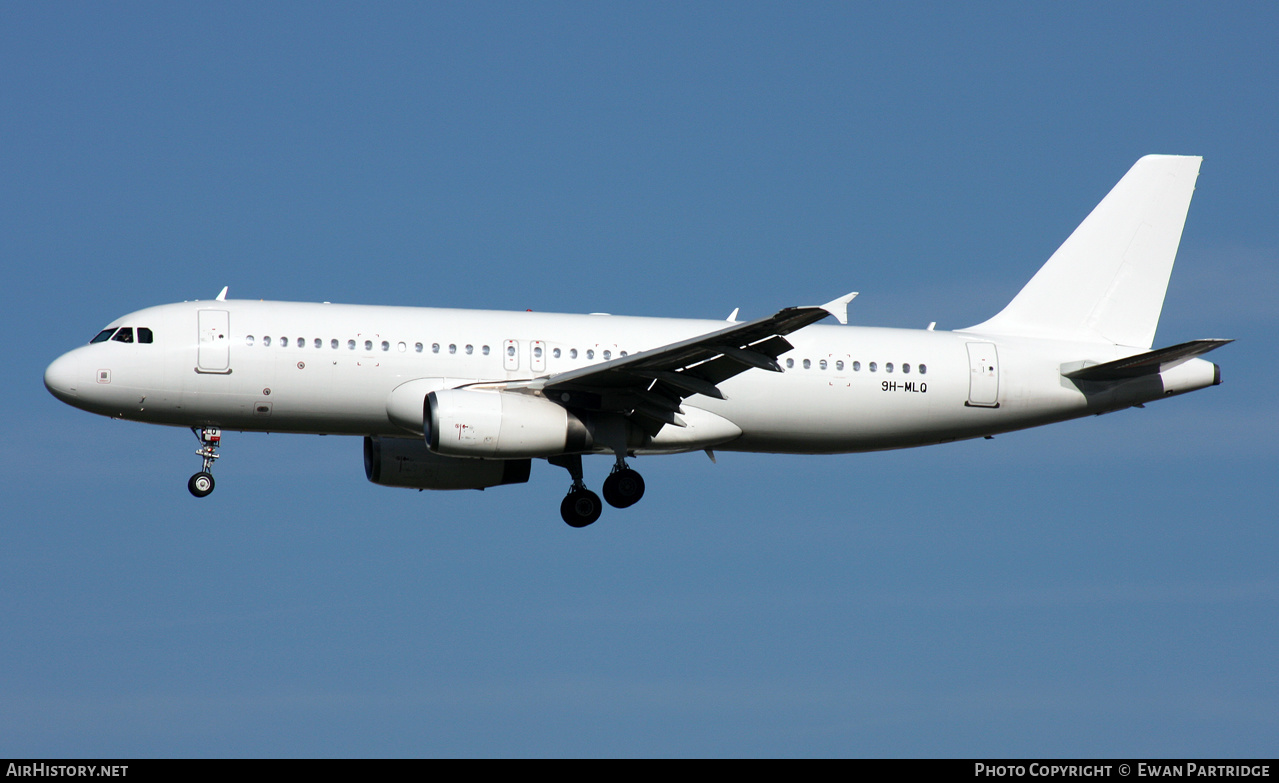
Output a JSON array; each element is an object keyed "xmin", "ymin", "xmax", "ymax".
[
  {"xmin": 196, "ymin": 309, "xmax": 230, "ymax": 373},
  {"xmin": 966, "ymin": 342, "xmax": 1000, "ymax": 407},
  {"xmin": 41, "ymin": 156, "xmax": 1229, "ymax": 504},
  {"xmin": 47, "ymin": 299, "xmax": 1219, "ymax": 451},
  {"xmin": 965, "ymin": 155, "xmax": 1201, "ymax": 348}
]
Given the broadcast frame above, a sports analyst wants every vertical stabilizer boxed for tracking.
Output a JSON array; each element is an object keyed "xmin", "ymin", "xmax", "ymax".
[{"xmin": 963, "ymin": 155, "xmax": 1201, "ymax": 348}]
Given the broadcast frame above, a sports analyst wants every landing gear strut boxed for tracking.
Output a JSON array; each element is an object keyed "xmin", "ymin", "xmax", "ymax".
[
  {"xmin": 549, "ymin": 454, "xmax": 601, "ymax": 528},
  {"xmin": 188, "ymin": 427, "xmax": 220, "ymax": 498},
  {"xmin": 548, "ymin": 454, "xmax": 646, "ymax": 527},
  {"xmin": 549, "ymin": 452, "xmax": 603, "ymax": 527}
]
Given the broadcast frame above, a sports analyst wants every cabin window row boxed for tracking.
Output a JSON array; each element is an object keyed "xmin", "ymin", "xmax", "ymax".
[
  {"xmin": 784, "ymin": 357, "xmax": 927, "ymax": 375},
  {"xmin": 244, "ymin": 336, "xmax": 480, "ymax": 354},
  {"xmin": 242, "ymin": 336, "xmax": 630, "ymax": 361}
]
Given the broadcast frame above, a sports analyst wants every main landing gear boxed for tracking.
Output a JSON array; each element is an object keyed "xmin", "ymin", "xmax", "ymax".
[
  {"xmin": 549, "ymin": 454, "xmax": 646, "ymax": 528},
  {"xmin": 602, "ymin": 464, "xmax": 645, "ymax": 509},
  {"xmin": 188, "ymin": 427, "xmax": 221, "ymax": 498}
]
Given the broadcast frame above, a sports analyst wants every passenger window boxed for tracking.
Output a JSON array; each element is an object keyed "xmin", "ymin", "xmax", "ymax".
[
  {"xmin": 535, "ymin": 346, "xmax": 544, "ymax": 358},
  {"xmin": 836, "ymin": 360, "xmax": 844, "ymax": 371},
  {"xmin": 264, "ymin": 336, "xmax": 272, "ymax": 347},
  {"xmin": 803, "ymin": 359, "xmax": 811, "ymax": 369},
  {"xmin": 314, "ymin": 338, "xmax": 322, "ymax": 349},
  {"xmin": 449, "ymin": 344, "xmax": 457, "ymax": 354},
  {"xmin": 785, "ymin": 358, "xmax": 794, "ymax": 369},
  {"xmin": 415, "ymin": 342, "xmax": 423, "ymax": 353},
  {"xmin": 852, "ymin": 361, "xmax": 860, "ymax": 371},
  {"xmin": 869, "ymin": 362, "xmax": 878, "ymax": 372},
  {"xmin": 586, "ymin": 350, "xmax": 595, "ymax": 360},
  {"xmin": 553, "ymin": 348, "xmax": 561, "ymax": 359},
  {"xmin": 365, "ymin": 340, "xmax": 373, "ymax": 351},
  {"xmin": 819, "ymin": 359, "xmax": 827, "ymax": 370},
  {"xmin": 620, "ymin": 351, "xmax": 628, "ymax": 357},
  {"xmin": 246, "ymin": 335, "xmax": 255, "ymax": 346},
  {"xmin": 482, "ymin": 345, "xmax": 490, "ymax": 356},
  {"xmin": 281, "ymin": 337, "xmax": 289, "ymax": 347},
  {"xmin": 331, "ymin": 339, "xmax": 338, "ymax": 349},
  {"xmin": 432, "ymin": 343, "xmax": 440, "ymax": 353},
  {"xmin": 903, "ymin": 363, "xmax": 910, "ymax": 374},
  {"xmin": 381, "ymin": 341, "xmax": 389, "ymax": 351},
  {"xmin": 90, "ymin": 328, "xmax": 116, "ymax": 343},
  {"xmin": 347, "ymin": 339, "xmax": 356, "ymax": 350},
  {"xmin": 506, "ymin": 345, "xmax": 515, "ymax": 357},
  {"xmin": 602, "ymin": 350, "xmax": 610, "ymax": 360},
  {"xmin": 570, "ymin": 349, "xmax": 578, "ymax": 359},
  {"xmin": 919, "ymin": 364, "xmax": 927, "ymax": 375},
  {"xmin": 138, "ymin": 328, "xmax": 153, "ymax": 344},
  {"xmin": 886, "ymin": 363, "xmax": 894, "ymax": 373},
  {"xmin": 465, "ymin": 344, "xmax": 473, "ymax": 355},
  {"xmin": 111, "ymin": 328, "xmax": 134, "ymax": 343}
]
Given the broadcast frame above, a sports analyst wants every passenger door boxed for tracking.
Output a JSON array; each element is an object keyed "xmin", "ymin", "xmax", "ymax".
[
  {"xmin": 197, "ymin": 310, "xmax": 230, "ymax": 373},
  {"xmin": 965, "ymin": 342, "xmax": 999, "ymax": 407}
]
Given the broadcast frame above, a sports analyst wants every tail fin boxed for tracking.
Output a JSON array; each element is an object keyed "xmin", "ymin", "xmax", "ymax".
[{"xmin": 964, "ymin": 155, "xmax": 1202, "ymax": 348}]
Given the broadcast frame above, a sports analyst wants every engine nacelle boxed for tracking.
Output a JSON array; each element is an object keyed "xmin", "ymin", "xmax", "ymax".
[
  {"xmin": 364, "ymin": 436, "xmax": 530, "ymax": 490},
  {"xmin": 426, "ymin": 388, "xmax": 592, "ymax": 458}
]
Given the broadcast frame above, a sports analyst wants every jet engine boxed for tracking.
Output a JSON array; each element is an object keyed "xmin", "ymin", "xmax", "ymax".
[
  {"xmin": 426, "ymin": 388, "xmax": 592, "ymax": 458},
  {"xmin": 364, "ymin": 436, "xmax": 531, "ymax": 490}
]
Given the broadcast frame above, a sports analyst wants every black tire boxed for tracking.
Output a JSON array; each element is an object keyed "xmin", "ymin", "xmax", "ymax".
[
  {"xmin": 602, "ymin": 468, "xmax": 645, "ymax": 508},
  {"xmin": 561, "ymin": 489, "xmax": 602, "ymax": 528},
  {"xmin": 188, "ymin": 471, "xmax": 215, "ymax": 498}
]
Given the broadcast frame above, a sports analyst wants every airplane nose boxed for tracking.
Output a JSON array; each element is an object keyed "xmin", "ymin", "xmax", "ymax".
[{"xmin": 44, "ymin": 352, "xmax": 81, "ymax": 403}]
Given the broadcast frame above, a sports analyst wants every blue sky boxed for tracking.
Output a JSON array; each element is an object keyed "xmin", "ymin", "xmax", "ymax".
[{"xmin": 2, "ymin": 3, "xmax": 1276, "ymax": 757}]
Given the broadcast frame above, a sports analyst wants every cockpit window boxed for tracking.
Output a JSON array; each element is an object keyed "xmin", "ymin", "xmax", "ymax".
[
  {"xmin": 90, "ymin": 328, "xmax": 116, "ymax": 343},
  {"xmin": 137, "ymin": 327, "xmax": 153, "ymax": 344},
  {"xmin": 111, "ymin": 327, "xmax": 134, "ymax": 343}
]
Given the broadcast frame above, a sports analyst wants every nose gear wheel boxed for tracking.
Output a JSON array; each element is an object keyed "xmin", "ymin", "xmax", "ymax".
[{"xmin": 188, "ymin": 427, "xmax": 221, "ymax": 498}]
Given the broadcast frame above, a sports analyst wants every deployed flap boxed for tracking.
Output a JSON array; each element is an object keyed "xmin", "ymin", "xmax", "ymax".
[
  {"xmin": 1063, "ymin": 339, "xmax": 1232, "ymax": 382},
  {"xmin": 529, "ymin": 302, "xmax": 837, "ymax": 434}
]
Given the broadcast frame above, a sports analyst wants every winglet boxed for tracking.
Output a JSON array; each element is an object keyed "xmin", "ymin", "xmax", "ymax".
[
  {"xmin": 818, "ymin": 292, "xmax": 858, "ymax": 325},
  {"xmin": 215, "ymin": 286, "xmax": 229, "ymax": 301}
]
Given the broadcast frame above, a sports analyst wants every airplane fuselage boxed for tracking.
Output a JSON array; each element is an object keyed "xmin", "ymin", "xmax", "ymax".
[{"xmin": 44, "ymin": 298, "xmax": 1220, "ymax": 455}]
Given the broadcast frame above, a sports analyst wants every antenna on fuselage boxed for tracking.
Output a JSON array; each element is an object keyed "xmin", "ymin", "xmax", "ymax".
[{"xmin": 215, "ymin": 286, "xmax": 228, "ymax": 301}]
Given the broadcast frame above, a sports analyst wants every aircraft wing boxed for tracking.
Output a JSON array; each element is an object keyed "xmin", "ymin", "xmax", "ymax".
[
  {"xmin": 1063, "ymin": 339, "xmax": 1233, "ymax": 382},
  {"xmin": 524, "ymin": 295, "xmax": 854, "ymax": 434}
]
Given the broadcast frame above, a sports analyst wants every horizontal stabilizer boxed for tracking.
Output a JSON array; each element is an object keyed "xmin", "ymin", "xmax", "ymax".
[{"xmin": 1063, "ymin": 339, "xmax": 1232, "ymax": 382}]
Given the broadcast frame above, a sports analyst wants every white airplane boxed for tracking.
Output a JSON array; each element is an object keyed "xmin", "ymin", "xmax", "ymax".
[{"xmin": 45, "ymin": 155, "xmax": 1230, "ymax": 527}]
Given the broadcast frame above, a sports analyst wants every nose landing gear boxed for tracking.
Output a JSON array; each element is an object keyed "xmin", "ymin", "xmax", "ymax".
[{"xmin": 188, "ymin": 427, "xmax": 221, "ymax": 498}]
